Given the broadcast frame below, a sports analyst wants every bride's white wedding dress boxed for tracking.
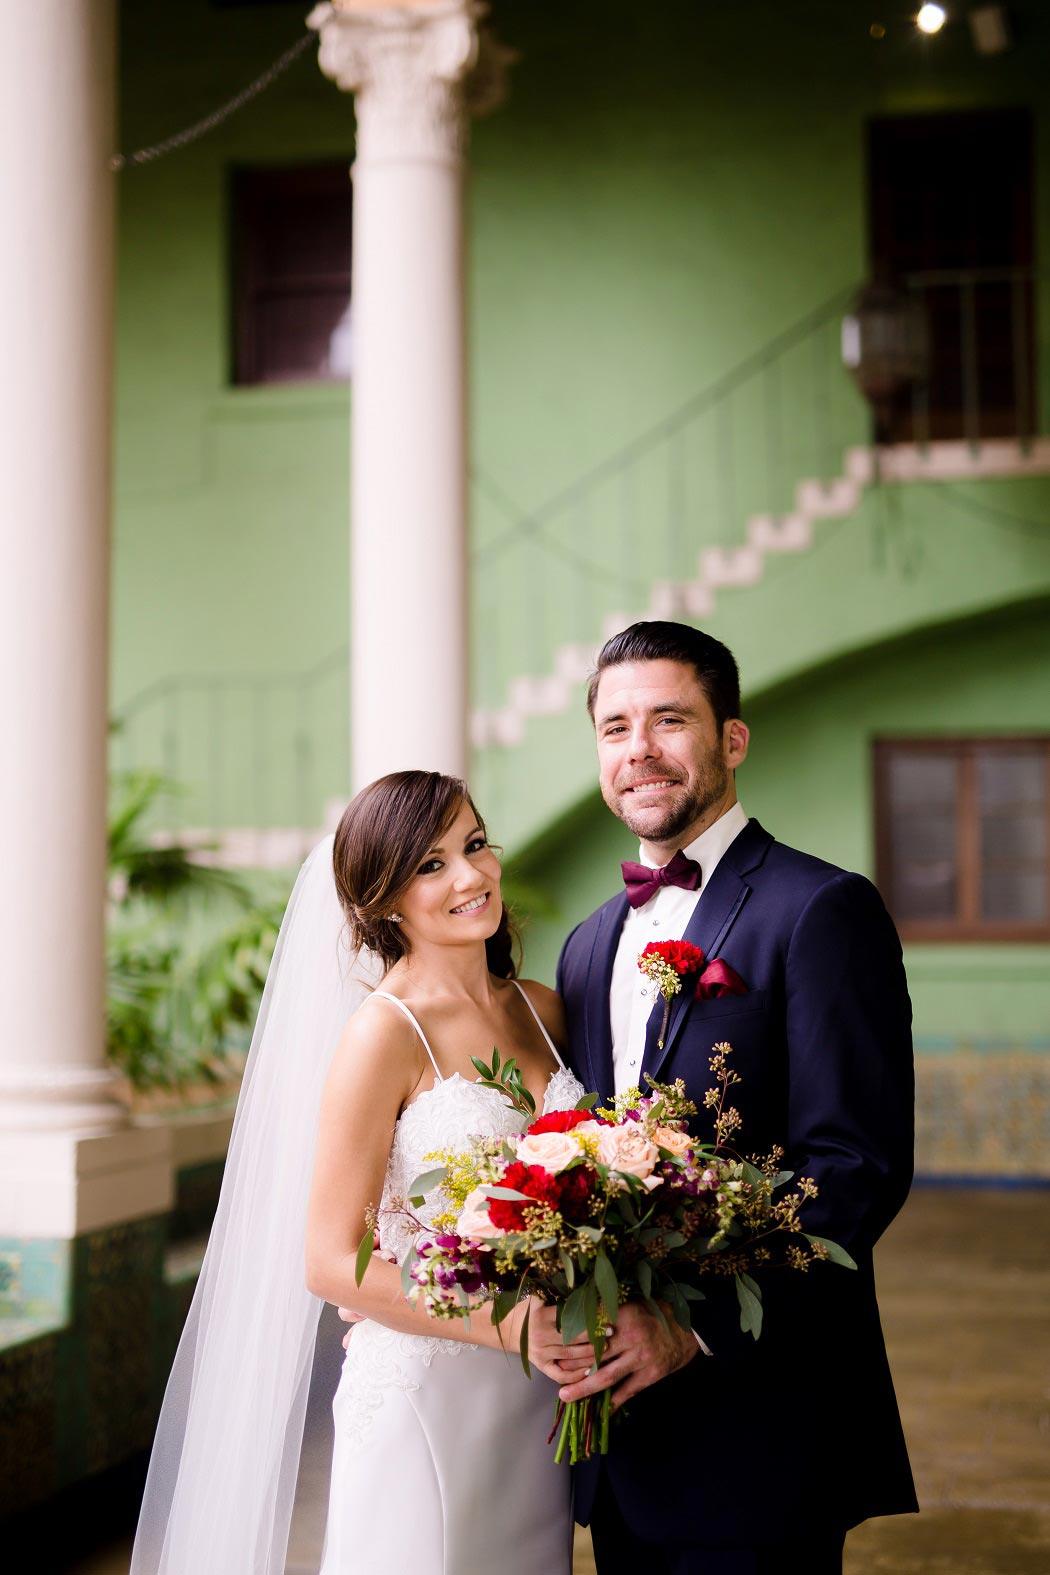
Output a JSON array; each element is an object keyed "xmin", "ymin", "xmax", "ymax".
[{"xmin": 319, "ymin": 982, "xmax": 583, "ymax": 1575}]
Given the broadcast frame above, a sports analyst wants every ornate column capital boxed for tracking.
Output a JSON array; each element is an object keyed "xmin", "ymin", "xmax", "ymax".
[{"xmin": 307, "ymin": 0, "xmax": 514, "ymax": 164}]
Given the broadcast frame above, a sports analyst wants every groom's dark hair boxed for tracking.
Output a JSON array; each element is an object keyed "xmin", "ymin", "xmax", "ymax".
[{"xmin": 586, "ymin": 621, "xmax": 741, "ymax": 731}]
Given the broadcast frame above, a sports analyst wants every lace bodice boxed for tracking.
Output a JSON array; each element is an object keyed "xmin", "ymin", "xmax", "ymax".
[
  {"xmin": 378, "ymin": 1064, "xmax": 585, "ymax": 1264},
  {"xmin": 336, "ymin": 1000, "xmax": 584, "ymax": 1457}
]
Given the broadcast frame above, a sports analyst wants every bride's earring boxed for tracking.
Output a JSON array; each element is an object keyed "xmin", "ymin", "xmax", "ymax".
[{"xmin": 388, "ymin": 913, "xmax": 403, "ymax": 924}]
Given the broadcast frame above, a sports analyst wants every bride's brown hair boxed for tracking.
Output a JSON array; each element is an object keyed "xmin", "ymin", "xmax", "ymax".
[{"xmin": 332, "ymin": 770, "xmax": 520, "ymax": 978}]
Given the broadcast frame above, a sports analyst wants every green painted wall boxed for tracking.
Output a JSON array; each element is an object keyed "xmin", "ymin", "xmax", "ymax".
[
  {"xmin": 514, "ymin": 598, "xmax": 1050, "ymax": 1049},
  {"xmin": 113, "ymin": 0, "xmax": 1050, "ymax": 838},
  {"xmin": 476, "ymin": 471, "xmax": 1050, "ymax": 852},
  {"xmin": 511, "ymin": 597, "xmax": 1050, "ymax": 1176}
]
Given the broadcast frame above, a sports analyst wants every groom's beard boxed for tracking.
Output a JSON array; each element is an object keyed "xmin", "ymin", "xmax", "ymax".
[{"xmin": 606, "ymin": 750, "xmax": 730, "ymax": 844}]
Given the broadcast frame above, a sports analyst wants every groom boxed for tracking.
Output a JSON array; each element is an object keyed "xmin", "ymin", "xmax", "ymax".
[{"xmin": 536, "ymin": 621, "xmax": 917, "ymax": 1575}]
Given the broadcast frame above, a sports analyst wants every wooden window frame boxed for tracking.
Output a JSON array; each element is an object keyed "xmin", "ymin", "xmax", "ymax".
[
  {"xmin": 230, "ymin": 162, "xmax": 353, "ymax": 388},
  {"xmin": 873, "ymin": 736, "xmax": 1050, "ymax": 943}
]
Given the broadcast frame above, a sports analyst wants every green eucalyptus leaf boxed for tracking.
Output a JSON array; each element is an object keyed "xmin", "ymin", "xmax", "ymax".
[
  {"xmin": 663, "ymin": 1279, "xmax": 693, "ymax": 1332},
  {"xmin": 803, "ymin": 1234, "xmax": 858, "ymax": 1270},
  {"xmin": 735, "ymin": 1272, "xmax": 763, "ymax": 1340},
  {"xmin": 574, "ymin": 1092, "xmax": 599, "ymax": 1111},
  {"xmin": 642, "ymin": 1293, "xmax": 669, "ymax": 1335},
  {"xmin": 560, "ymin": 1285, "xmax": 588, "ymax": 1344},
  {"xmin": 354, "ymin": 1229, "xmax": 375, "ymax": 1288},
  {"xmin": 583, "ymin": 1277, "xmax": 600, "ymax": 1347},
  {"xmin": 408, "ymin": 1166, "xmax": 448, "ymax": 1200},
  {"xmin": 518, "ymin": 1300, "xmax": 532, "ymax": 1379},
  {"xmin": 677, "ymin": 1283, "xmax": 705, "ymax": 1301},
  {"xmin": 559, "ymin": 1247, "xmax": 576, "ymax": 1289},
  {"xmin": 594, "ymin": 1248, "xmax": 620, "ymax": 1324},
  {"xmin": 618, "ymin": 1194, "xmax": 639, "ymax": 1228},
  {"xmin": 492, "ymin": 1289, "xmax": 518, "ymax": 1328}
]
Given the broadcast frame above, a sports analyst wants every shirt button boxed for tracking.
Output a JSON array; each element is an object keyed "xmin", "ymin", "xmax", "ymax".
[
  {"xmin": 629, "ymin": 1058, "xmax": 637, "ymax": 1066},
  {"xmin": 652, "ymin": 917, "xmax": 660, "ymax": 927}
]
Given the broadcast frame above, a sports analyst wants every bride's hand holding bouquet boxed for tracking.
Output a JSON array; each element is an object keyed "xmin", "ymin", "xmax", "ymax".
[{"xmin": 357, "ymin": 1041, "xmax": 856, "ymax": 1464}]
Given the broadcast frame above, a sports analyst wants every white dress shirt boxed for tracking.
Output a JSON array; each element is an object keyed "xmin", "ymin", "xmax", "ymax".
[{"xmin": 610, "ymin": 802, "xmax": 749, "ymax": 1096}]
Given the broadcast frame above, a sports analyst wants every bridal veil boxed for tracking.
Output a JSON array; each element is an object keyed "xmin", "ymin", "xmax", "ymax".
[{"xmin": 131, "ymin": 836, "xmax": 381, "ymax": 1575}]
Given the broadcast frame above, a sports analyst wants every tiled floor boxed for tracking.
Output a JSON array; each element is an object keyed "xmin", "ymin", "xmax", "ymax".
[{"xmin": 65, "ymin": 1187, "xmax": 1049, "ymax": 1574}]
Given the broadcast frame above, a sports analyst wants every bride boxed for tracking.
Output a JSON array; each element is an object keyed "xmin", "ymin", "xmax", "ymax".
[{"xmin": 131, "ymin": 770, "xmax": 586, "ymax": 1575}]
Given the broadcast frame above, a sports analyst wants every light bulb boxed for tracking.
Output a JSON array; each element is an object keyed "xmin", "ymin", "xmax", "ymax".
[{"xmin": 917, "ymin": 3, "xmax": 948, "ymax": 33}]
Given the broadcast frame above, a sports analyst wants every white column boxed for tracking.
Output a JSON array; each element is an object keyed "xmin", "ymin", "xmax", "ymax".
[
  {"xmin": 0, "ymin": 1, "xmax": 172, "ymax": 1233},
  {"xmin": 310, "ymin": 0, "xmax": 512, "ymax": 790}
]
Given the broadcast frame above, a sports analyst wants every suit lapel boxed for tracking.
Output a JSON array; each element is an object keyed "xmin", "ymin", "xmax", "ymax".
[
  {"xmin": 584, "ymin": 894, "xmax": 627, "ymax": 1100},
  {"xmin": 640, "ymin": 819, "xmax": 774, "ymax": 1084}
]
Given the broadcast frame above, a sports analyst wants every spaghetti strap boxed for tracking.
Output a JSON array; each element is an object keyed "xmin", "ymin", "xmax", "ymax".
[
  {"xmin": 511, "ymin": 979, "xmax": 567, "ymax": 1069},
  {"xmin": 371, "ymin": 990, "xmax": 443, "ymax": 1082}
]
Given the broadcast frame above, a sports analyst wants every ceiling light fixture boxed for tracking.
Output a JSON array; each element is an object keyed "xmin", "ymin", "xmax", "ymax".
[{"xmin": 916, "ymin": 3, "xmax": 948, "ymax": 33}]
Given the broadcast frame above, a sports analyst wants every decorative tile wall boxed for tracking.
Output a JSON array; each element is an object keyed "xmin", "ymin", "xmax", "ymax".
[{"xmin": 915, "ymin": 1047, "xmax": 1049, "ymax": 1179}]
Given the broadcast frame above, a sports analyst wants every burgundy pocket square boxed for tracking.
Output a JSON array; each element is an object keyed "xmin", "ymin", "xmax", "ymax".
[{"xmin": 694, "ymin": 959, "xmax": 747, "ymax": 1000}]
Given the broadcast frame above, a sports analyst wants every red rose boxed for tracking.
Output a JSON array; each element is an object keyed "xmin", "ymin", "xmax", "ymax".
[
  {"xmin": 554, "ymin": 1165, "xmax": 598, "ymax": 1222},
  {"xmin": 488, "ymin": 1162, "xmax": 561, "ymax": 1232},
  {"xmin": 526, "ymin": 1109, "xmax": 595, "ymax": 1137},
  {"xmin": 639, "ymin": 940, "xmax": 706, "ymax": 977}
]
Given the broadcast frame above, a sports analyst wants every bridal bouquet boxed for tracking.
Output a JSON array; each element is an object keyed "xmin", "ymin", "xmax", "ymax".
[{"xmin": 357, "ymin": 1044, "xmax": 854, "ymax": 1464}]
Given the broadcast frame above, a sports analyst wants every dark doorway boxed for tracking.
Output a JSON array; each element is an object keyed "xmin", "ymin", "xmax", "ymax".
[{"xmin": 866, "ymin": 109, "xmax": 1036, "ymax": 442}]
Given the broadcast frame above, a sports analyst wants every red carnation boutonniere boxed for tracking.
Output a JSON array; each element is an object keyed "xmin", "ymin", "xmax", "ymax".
[{"xmin": 638, "ymin": 940, "xmax": 748, "ymax": 1049}]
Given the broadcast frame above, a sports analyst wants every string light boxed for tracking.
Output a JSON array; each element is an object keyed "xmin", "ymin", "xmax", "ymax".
[{"xmin": 111, "ymin": 33, "xmax": 314, "ymax": 172}]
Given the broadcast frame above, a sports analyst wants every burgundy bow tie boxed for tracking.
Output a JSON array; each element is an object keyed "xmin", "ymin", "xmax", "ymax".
[{"xmin": 620, "ymin": 849, "xmax": 702, "ymax": 910}]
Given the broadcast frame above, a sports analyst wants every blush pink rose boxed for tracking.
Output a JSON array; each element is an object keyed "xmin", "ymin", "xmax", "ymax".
[
  {"xmin": 653, "ymin": 1125, "xmax": 694, "ymax": 1157},
  {"xmin": 595, "ymin": 1125, "xmax": 661, "ymax": 1185},
  {"xmin": 456, "ymin": 1187, "xmax": 504, "ymax": 1240},
  {"xmin": 515, "ymin": 1129, "xmax": 584, "ymax": 1173}
]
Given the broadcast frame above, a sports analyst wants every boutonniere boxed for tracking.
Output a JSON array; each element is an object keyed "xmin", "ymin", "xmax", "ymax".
[{"xmin": 638, "ymin": 941, "xmax": 748, "ymax": 1048}]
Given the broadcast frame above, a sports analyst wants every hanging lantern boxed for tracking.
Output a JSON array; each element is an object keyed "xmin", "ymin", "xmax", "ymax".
[{"xmin": 842, "ymin": 279, "xmax": 929, "ymax": 436}]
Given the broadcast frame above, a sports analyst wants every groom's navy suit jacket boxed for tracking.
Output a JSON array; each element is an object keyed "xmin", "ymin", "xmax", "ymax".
[{"xmin": 557, "ymin": 819, "xmax": 918, "ymax": 1546}]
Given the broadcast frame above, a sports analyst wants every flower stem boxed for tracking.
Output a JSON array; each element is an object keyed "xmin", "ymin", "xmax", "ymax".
[
  {"xmin": 600, "ymin": 1388, "xmax": 612, "ymax": 1453},
  {"xmin": 553, "ymin": 1399, "xmax": 573, "ymax": 1465}
]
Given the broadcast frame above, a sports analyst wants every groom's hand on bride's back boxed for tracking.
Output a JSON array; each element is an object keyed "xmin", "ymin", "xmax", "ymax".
[{"xmin": 555, "ymin": 1301, "xmax": 699, "ymax": 1410}]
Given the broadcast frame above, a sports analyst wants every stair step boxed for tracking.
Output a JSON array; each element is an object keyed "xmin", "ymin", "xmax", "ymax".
[
  {"xmin": 698, "ymin": 544, "xmax": 763, "ymax": 587},
  {"xmin": 553, "ymin": 643, "xmax": 597, "ymax": 684},
  {"xmin": 508, "ymin": 673, "xmax": 569, "ymax": 715},
  {"xmin": 794, "ymin": 476, "xmax": 860, "ymax": 518},
  {"xmin": 747, "ymin": 514, "xmax": 813, "ymax": 553},
  {"xmin": 472, "ymin": 435, "xmax": 1050, "ymax": 756}
]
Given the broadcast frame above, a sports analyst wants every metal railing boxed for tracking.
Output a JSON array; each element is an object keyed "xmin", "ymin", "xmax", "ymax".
[
  {"xmin": 111, "ymin": 646, "xmax": 349, "ymax": 841},
  {"xmin": 469, "ymin": 284, "xmax": 870, "ymax": 710},
  {"xmin": 902, "ymin": 267, "xmax": 1041, "ymax": 450}
]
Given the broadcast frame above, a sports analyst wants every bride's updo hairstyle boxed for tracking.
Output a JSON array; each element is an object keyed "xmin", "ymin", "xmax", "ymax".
[{"xmin": 333, "ymin": 770, "xmax": 520, "ymax": 978}]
